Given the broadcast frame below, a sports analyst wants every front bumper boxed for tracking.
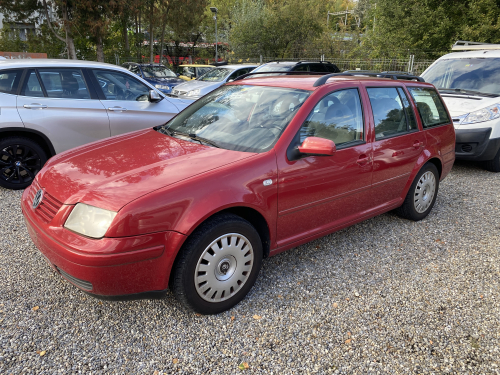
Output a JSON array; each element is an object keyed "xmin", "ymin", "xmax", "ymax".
[
  {"xmin": 21, "ymin": 188, "xmax": 186, "ymax": 298},
  {"xmin": 455, "ymin": 128, "xmax": 500, "ymax": 161}
]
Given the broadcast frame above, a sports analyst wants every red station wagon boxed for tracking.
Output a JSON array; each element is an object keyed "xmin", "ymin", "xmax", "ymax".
[{"xmin": 21, "ymin": 72, "xmax": 455, "ymax": 314}]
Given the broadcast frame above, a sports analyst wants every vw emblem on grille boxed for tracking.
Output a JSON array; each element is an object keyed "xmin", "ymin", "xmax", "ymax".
[{"xmin": 32, "ymin": 189, "xmax": 44, "ymax": 209}]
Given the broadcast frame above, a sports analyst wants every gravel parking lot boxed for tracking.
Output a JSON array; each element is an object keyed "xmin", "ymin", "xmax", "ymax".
[{"xmin": 1, "ymin": 160, "xmax": 499, "ymax": 374}]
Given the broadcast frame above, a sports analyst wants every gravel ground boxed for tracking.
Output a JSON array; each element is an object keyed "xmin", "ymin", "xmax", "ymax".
[{"xmin": 1, "ymin": 160, "xmax": 499, "ymax": 374}]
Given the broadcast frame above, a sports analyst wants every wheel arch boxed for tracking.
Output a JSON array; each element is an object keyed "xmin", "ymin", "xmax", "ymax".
[
  {"xmin": 426, "ymin": 157, "xmax": 443, "ymax": 178},
  {"xmin": 0, "ymin": 127, "xmax": 56, "ymax": 157},
  {"xmin": 183, "ymin": 205, "xmax": 272, "ymax": 259}
]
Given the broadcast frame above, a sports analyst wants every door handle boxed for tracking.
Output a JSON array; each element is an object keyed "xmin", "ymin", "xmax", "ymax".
[
  {"xmin": 23, "ymin": 104, "xmax": 47, "ymax": 109},
  {"xmin": 108, "ymin": 107, "xmax": 127, "ymax": 112},
  {"xmin": 356, "ymin": 154, "xmax": 370, "ymax": 166},
  {"xmin": 413, "ymin": 140, "xmax": 423, "ymax": 149},
  {"xmin": 392, "ymin": 150, "xmax": 404, "ymax": 157}
]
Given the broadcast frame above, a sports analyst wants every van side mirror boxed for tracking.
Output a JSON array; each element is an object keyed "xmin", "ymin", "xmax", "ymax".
[{"xmin": 298, "ymin": 137, "xmax": 336, "ymax": 156}]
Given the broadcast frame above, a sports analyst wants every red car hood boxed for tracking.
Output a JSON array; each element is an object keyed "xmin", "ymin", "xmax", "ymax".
[{"xmin": 37, "ymin": 129, "xmax": 256, "ymax": 211}]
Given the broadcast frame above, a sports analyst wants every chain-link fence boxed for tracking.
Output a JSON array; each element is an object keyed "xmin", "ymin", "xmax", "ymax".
[{"xmin": 101, "ymin": 53, "xmax": 437, "ymax": 76}]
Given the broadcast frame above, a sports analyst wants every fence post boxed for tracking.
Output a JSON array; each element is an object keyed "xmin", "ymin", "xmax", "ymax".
[{"xmin": 260, "ymin": 55, "xmax": 263, "ymax": 65}]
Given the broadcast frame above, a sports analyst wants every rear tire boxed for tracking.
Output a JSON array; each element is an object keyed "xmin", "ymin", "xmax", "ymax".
[
  {"xmin": 396, "ymin": 163, "xmax": 439, "ymax": 221},
  {"xmin": 170, "ymin": 213, "xmax": 263, "ymax": 314},
  {"xmin": 0, "ymin": 137, "xmax": 47, "ymax": 190},
  {"xmin": 485, "ymin": 147, "xmax": 500, "ymax": 172}
]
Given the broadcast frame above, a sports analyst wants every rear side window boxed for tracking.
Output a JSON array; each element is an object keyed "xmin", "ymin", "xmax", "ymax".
[
  {"xmin": 300, "ymin": 88, "xmax": 364, "ymax": 146},
  {"xmin": 408, "ymin": 87, "xmax": 450, "ymax": 128},
  {"xmin": 0, "ymin": 69, "xmax": 22, "ymax": 94},
  {"xmin": 38, "ymin": 69, "xmax": 91, "ymax": 99},
  {"xmin": 367, "ymin": 87, "xmax": 409, "ymax": 140},
  {"xmin": 20, "ymin": 70, "xmax": 44, "ymax": 97}
]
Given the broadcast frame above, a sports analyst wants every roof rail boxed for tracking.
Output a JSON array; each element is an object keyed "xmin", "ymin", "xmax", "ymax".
[
  {"xmin": 452, "ymin": 40, "xmax": 500, "ymax": 51},
  {"xmin": 232, "ymin": 71, "xmax": 327, "ymax": 81},
  {"xmin": 313, "ymin": 72, "xmax": 424, "ymax": 87}
]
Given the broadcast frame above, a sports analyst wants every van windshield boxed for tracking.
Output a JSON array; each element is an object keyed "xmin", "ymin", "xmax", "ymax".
[{"xmin": 422, "ymin": 58, "xmax": 500, "ymax": 96}]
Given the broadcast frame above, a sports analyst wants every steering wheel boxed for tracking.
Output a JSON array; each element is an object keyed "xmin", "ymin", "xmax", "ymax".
[{"xmin": 124, "ymin": 90, "xmax": 136, "ymax": 101}]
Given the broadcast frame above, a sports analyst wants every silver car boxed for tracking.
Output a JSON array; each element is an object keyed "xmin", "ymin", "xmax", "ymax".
[
  {"xmin": 170, "ymin": 64, "xmax": 257, "ymax": 100},
  {"xmin": 0, "ymin": 59, "xmax": 192, "ymax": 190}
]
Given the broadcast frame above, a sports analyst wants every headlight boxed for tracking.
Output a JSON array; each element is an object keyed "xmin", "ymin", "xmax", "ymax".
[
  {"xmin": 155, "ymin": 84, "xmax": 170, "ymax": 90},
  {"xmin": 187, "ymin": 89, "xmax": 200, "ymax": 96},
  {"xmin": 461, "ymin": 104, "xmax": 500, "ymax": 124},
  {"xmin": 64, "ymin": 203, "xmax": 117, "ymax": 239}
]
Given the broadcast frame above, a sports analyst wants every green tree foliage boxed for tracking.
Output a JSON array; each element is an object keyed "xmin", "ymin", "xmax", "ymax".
[
  {"xmin": 230, "ymin": 0, "xmax": 325, "ymax": 59},
  {"xmin": 358, "ymin": 0, "xmax": 500, "ymax": 59}
]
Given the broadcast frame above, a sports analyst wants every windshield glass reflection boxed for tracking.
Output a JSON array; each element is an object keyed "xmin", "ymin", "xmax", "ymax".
[
  {"xmin": 422, "ymin": 58, "xmax": 500, "ymax": 95},
  {"xmin": 158, "ymin": 85, "xmax": 310, "ymax": 153}
]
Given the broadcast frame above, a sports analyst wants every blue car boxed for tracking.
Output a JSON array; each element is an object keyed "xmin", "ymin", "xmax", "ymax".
[{"xmin": 122, "ymin": 62, "xmax": 185, "ymax": 94}]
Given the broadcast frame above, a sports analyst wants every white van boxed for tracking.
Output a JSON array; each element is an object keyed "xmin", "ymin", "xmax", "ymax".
[{"xmin": 421, "ymin": 41, "xmax": 500, "ymax": 172}]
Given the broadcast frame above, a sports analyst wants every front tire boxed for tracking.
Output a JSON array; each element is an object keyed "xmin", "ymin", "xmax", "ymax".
[
  {"xmin": 485, "ymin": 147, "xmax": 500, "ymax": 172},
  {"xmin": 0, "ymin": 137, "xmax": 47, "ymax": 190},
  {"xmin": 396, "ymin": 163, "xmax": 439, "ymax": 221},
  {"xmin": 170, "ymin": 213, "xmax": 263, "ymax": 314}
]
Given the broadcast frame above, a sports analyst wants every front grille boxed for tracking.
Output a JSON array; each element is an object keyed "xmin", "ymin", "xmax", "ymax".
[
  {"xmin": 461, "ymin": 144, "xmax": 473, "ymax": 153},
  {"xmin": 29, "ymin": 180, "xmax": 63, "ymax": 222},
  {"xmin": 57, "ymin": 267, "xmax": 93, "ymax": 291}
]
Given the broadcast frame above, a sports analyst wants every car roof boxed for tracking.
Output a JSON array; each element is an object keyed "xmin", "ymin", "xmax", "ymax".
[
  {"xmin": 124, "ymin": 62, "xmax": 169, "ymax": 67},
  {"xmin": 227, "ymin": 75, "xmax": 433, "ymax": 91},
  {"xmin": 0, "ymin": 59, "xmax": 130, "ymax": 70},
  {"xmin": 211, "ymin": 64, "xmax": 257, "ymax": 69},
  {"xmin": 0, "ymin": 59, "xmax": 123, "ymax": 69},
  {"xmin": 436, "ymin": 49, "xmax": 500, "ymax": 60},
  {"xmin": 179, "ymin": 64, "xmax": 214, "ymax": 67}
]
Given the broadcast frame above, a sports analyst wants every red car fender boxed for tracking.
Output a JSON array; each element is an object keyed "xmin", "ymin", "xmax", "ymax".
[{"xmin": 106, "ymin": 151, "xmax": 279, "ymax": 247}]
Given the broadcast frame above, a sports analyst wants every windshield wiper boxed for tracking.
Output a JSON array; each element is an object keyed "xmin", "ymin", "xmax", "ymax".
[
  {"xmin": 187, "ymin": 134, "xmax": 221, "ymax": 148},
  {"xmin": 160, "ymin": 126, "xmax": 221, "ymax": 148},
  {"xmin": 438, "ymin": 88, "xmax": 499, "ymax": 98}
]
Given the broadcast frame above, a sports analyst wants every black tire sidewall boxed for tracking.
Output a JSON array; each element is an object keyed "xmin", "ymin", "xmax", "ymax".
[
  {"xmin": 0, "ymin": 137, "xmax": 47, "ymax": 190},
  {"xmin": 173, "ymin": 216, "xmax": 263, "ymax": 314},
  {"xmin": 408, "ymin": 163, "xmax": 440, "ymax": 221}
]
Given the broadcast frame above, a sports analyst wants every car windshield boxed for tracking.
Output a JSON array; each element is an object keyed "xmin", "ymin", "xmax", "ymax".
[
  {"xmin": 422, "ymin": 58, "xmax": 500, "ymax": 95},
  {"xmin": 158, "ymin": 85, "xmax": 310, "ymax": 153},
  {"xmin": 198, "ymin": 68, "xmax": 233, "ymax": 82},
  {"xmin": 141, "ymin": 65, "xmax": 177, "ymax": 78}
]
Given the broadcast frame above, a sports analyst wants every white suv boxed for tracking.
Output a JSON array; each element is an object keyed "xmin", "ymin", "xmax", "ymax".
[
  {"xmin": 421, "ymin": 41, "xmax": 500, "ymax": 172},
  {"xmin": 0, "ymin": 59, "xmax": 191, "ymax": 189}
]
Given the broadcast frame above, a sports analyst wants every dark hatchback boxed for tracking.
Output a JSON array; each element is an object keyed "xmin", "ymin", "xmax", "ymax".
[{"xmin": 122, "ymin": 62, "xmax": 185, "ymax": 94}]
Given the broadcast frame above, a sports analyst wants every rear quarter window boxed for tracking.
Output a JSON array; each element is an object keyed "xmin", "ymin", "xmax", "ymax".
[
  {"xmin": 0, "ymin": 69, "xmax": 22, "ymax": 94},
  {"xmin": 408, "ymin": 87, "xmax": 450, "ymax": 128}
]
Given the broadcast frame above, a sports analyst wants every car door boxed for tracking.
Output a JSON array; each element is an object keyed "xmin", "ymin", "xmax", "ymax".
[
  {"xmin": 0, "ymin": 69, "xmax": 24, "ymax": 127},
  {"xmin": 16, "ymin": 68, "xmax": 111, "ymax": 154},
  {"xmin": 276, "ymin": 87, "xmax": 373, "ymax": 246},
  {"xmin": 364, "ymin": 85, "xmax": 426, "ymax": 206},
  {"xmin": 91, "ymin": 69, "xmax": 180, "ymax": 136}
]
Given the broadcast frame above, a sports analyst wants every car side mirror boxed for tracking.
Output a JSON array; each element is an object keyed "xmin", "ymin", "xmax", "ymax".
[
  {"xmin": 148, "ymin": 89, "xmax": 162, "ymax": 103},
  {"xmin": 298, "ymin": 137, "xmax": 336, "ymax": 156}
]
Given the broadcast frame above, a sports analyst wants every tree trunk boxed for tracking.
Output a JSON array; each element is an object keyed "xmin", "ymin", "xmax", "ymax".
[
  {"xmin": 62, "ymin": 1, "xmax": 77, "ymax": 59},
  {"xmin": 135, "ymin": 13, "xmax": 139, "ymax": 60},
  {"xmin": 123, "ymin": 20, "xmax": 130, "ymax": 59},
  {"xmin": 43, "ymin": 0, "xmax": 76, "ymax": 59},
  {"xmin": 149, "ymin": 0, "xmax": 154, "ymax": 63},
  {"xmin": 96, "ymin": 36, "xmax": 104, "ymax": 62},
  {"xmin": 159, "ymin": 22, "xmax": 166, "ymax": 65}
]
